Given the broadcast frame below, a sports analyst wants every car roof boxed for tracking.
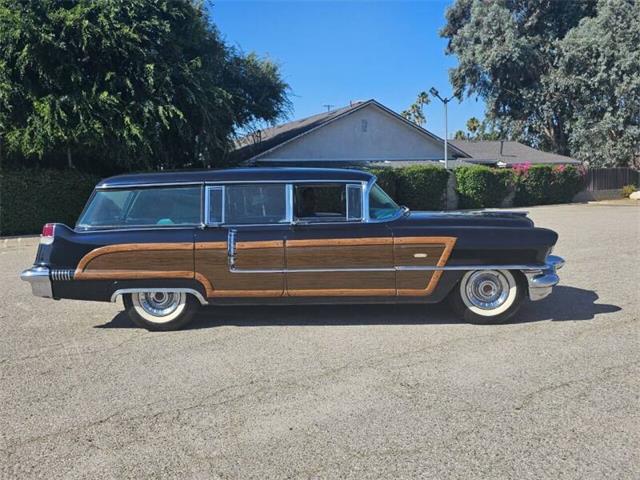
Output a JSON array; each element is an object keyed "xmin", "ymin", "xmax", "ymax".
[{"xmin": 97, "ymin": 167, "xmax": 374, "ymax": 188}]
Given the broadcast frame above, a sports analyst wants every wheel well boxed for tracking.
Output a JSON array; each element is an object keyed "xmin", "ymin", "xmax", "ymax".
[{"xmin": 112, "ymin": 288, "xmax": 207, "ymax": 305}]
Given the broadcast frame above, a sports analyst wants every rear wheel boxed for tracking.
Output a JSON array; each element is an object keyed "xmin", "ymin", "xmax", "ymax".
[
  {"xmin": 124, "ymin": 291, "xmax": 199, "ymax": 331},
  {"xmin": 448, "ymin": 269, "xmax": 524, "ymax": 325}
]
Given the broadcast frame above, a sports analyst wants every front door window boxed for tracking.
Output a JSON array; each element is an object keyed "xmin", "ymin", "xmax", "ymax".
[{"xmin": 293, "ymin": 183, "xmax": 362, "ymax": 223}]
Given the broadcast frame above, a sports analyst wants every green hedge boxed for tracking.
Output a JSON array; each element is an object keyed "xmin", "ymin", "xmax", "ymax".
[
  {"xmin": 0, "ymin": 168, "xmax": 99, "ymax": 236},
  {"xmin": 454, "ymin": 166, "xmax": 514, "ymax": 208},
  {"xmin": 369, "ymin": 165, "xmax": 450, "ymax": 210},
  {"xmin": 514, "ymin": 164, "xmax": 585, "ymax": 206}
]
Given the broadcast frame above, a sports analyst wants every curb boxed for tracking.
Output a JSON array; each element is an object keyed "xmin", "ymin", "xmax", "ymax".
[{"xmin": 0, "ymin": 236, "xmax": 40, "ymax": 249}]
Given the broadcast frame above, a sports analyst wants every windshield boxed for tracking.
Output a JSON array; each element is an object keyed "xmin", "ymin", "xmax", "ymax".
[
  {"xmin": 77, "ymin": 186, "xmax": 202, "ymax": 229},
  {"xmin": 368, "ymin": 184, "xmax": 402, "ymax": 220}
]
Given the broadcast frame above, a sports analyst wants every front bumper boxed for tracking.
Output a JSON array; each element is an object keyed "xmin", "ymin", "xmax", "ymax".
[
  {"xmin": 523, "ymin": 255, "xmax": 564, "ymax": 301},
  {"xmin": 20, "ymin": 266, "xmax": 53, "ymax": 298}
]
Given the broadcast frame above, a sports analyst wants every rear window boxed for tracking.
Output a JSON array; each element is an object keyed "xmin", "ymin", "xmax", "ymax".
[{"xmin": 77, "ymin": 186, "xmax": 202, "ymax": 229}]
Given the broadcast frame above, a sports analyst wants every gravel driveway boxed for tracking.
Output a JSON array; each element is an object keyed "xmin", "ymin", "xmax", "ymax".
[{"xmin": 1, "ymin": 203, "xmax": 638, "ymax": 479}]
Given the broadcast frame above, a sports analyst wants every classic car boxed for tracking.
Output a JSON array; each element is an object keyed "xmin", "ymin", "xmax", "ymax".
[{"xmin": 21, "ymin": 167, "xmax": 564, "ymax": 330}]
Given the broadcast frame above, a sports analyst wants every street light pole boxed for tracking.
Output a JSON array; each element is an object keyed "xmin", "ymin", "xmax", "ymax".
[{"xmin": 429, "ymin": 87, "xmax": 454, "ymax": 170}]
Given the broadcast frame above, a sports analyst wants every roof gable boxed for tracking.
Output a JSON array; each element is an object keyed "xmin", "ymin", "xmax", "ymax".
[{"xmin": 234, "ymin": 100, "xmax": 469, "ymax": 163}]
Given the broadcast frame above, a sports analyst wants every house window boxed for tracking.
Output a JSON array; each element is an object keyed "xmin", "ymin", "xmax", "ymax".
[{"xmin": 361, "ymin": 119, "xmax": 368, "ymax": 132}]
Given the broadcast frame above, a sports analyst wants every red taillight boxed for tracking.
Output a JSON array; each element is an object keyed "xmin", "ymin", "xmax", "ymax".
[{"xmin": 40, "ymin": 223, "xmax": 55, "ymax": 244}]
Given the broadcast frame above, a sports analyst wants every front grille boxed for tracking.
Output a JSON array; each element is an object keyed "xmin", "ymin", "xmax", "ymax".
[{"xmin": 50, "ymin": 269, "xmax": 75, "ymax": 281}]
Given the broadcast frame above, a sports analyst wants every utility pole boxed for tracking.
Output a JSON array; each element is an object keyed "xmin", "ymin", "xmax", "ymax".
[
  {"xmin": 429, "ymin": 88, "xmax": 455, "ymax": 170},
  {"xmin": 322, "ymin": 104, "xmax": 335, "ymax": 113}
]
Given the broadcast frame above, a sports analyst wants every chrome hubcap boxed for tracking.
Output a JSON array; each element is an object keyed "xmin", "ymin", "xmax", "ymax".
[
  {"xmin": 464, "ymin": 270, "xmax": 510, "ymax": 310},
  {"xmin": 138, "ymin": 292, "xmax": 182, "ymax": 317}
]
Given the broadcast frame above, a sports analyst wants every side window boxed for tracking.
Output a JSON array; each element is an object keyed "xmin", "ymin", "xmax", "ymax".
[
  {"xmin": 293, "ymin": 184, "xmax": 362, "ymax": 222},
  {"xmin": 224, "ymin": 184, "xmax": 287, "ymax": 225},
  {"xmin": 77, "ymin": 186, "xmax": 201, "ymax": 228},
  {"xmin": 206, "ymin": 186, "xmax": 223, "ymax": 224},
  {"xmin": 347, "ymin": 184, "xmax": 362, "ymax": 221},
  {"xmin": 126, "ymin": 187, "xmax": 202, "ymax": 225}
]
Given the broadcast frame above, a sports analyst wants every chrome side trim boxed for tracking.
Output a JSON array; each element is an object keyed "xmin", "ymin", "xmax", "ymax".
[
  {"xmin": 20, "ymin": 266, "xmax": 53, "ymax": 298},
  {"xmin": 228, "ymin": 263, "xmax": 551, "ymax": 274},
  {"xmin": 97, "ymin": 182, "xmax": 204, "ymax": 189},
  {"xmin": 110, "ymin": 288, "xmax": 208, "ymax": 305},
  {"xmin": 227, "ymin": 229, "xmax": 237, "ymax": 269}
]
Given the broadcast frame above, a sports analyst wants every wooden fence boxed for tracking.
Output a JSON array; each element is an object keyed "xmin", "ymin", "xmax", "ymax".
[{"xmin": 585, "ymin": 167, "xmax": 639, "ymax": 191}]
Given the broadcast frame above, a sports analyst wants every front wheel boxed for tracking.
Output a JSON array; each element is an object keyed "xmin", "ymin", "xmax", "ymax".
[
  {"xmin": 124, "ymin": 291, "xmax": 199, "ymax": 331},
  {"xmin": 448, "ymin": 269, "xmax": 524, "ymax": 325}
]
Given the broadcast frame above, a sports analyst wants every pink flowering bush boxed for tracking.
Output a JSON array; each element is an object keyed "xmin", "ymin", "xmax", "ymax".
[{"xmin": 514, "ymin": 164, "xmax": 586, "ymax": 206}]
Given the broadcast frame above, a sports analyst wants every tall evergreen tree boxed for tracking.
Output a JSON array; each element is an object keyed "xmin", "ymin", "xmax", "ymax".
[{"xmin": 0, "ymin": 0, "xmax": 290, "ymax": 172}]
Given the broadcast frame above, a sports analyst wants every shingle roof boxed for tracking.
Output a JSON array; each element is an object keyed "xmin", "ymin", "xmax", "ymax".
[
  {"xmin": 449, "ymin": 140, "xmax": 580, "ymax": 165},
  {"xmin": 232, "ymin": 102, "xmax": 367, "ymax": 162}
]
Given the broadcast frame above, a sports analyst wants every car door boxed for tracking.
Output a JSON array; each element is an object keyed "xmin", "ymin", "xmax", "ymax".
[
  {"xmin": 194, "ymin": 183, "xmax": 288, "ymax": 298},
  {"xmin": 285, "ymin": 182, "xmax": 395, "ymax": 296}
]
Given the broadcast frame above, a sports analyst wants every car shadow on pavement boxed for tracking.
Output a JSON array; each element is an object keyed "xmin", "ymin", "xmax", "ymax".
[{"xmin": 97, "ymin": 285, "xmax": 621, "ymax": 330}]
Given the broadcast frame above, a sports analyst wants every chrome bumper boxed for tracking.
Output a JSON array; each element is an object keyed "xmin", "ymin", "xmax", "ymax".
[
  {"xmin": 20, "ymin": 266, "xmax": 53, "ymax": 298},
  {"xmin": 523, "ymin": 255, "xmax": 564, "ymax": 301}
]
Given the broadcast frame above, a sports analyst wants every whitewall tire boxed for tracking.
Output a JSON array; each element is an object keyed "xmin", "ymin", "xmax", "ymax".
[
  {"xmin": 448, "ymin": 270, "xmax": 524, "ymax": 324},
  {"xmin": 124, "ymin": 291, "xmax": 199, "ymax": 331}
]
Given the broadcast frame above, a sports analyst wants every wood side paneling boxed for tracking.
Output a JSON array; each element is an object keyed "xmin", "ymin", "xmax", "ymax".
[
  {"xmin": 286, "ymin": 244, "xmax": 393, "ymax": 269},
  {"xmin": 395, "ymin": 236, "xmax": 456, "ymax": 296},
  {"xmin": 82, "ymin": 249, "xmax": 193, "ymax": 272},
  {"xmin": 285, "ymin": 236, "xmax": 395, "ymax": 294},
  {"xmin": 195, "ymin": 245, "xmax": 284, "ymax": 297},
  {"xmin": 394, "ymin": 245, "xmax": 445, "ymax": 267},
  {"xmin": 73, "ymin": 235, "xmax": 458, "ymax": 300},
  {"xmin": 287, "ymin": 271, "xmax": 396, "ymax": 296}
]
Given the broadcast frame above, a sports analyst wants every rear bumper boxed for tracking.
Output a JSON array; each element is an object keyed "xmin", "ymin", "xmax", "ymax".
[
  {"xmin": 20, "ymin": 266, "xmax": 53, "ymax": 298},
  {"xmin": 523, "ymin": 255, "xmax": 564, "ymax": 301}
]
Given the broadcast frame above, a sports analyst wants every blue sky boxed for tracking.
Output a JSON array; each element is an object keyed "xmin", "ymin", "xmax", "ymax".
[{"xmin": 211, "ymin": 0, "xmax": 485, "ymax": 138}]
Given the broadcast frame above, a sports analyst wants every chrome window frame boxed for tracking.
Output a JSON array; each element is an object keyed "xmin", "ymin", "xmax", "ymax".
[
  {"xmin": 363, "ymin": 177, "xmax": 405, "ymax": 223},
  {"xmin": 203, "ymin": 180, "xmax": 375, "ymax": 228},
  {"xmin": 204, "ymin": 182, "xmax": 291, "ymax": 228},
  {"xmin": 78, "ymin": 174, "xmax": 404, "ymax": 231}
]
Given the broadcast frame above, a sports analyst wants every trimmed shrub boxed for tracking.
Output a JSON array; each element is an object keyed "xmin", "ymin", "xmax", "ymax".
[
  {"xmin": 395, "ymin": 165, "xmax": 450, "ymax": 210},
  {"xmin": 514, "ymin": 164, "xmax": 585, "ymax": 206},
  {"xmin": 454, "ymin": 166, "xmax": 514, "ymax": 208},
  {"xmin": 621, "ymin": 184, "xmax": 637, "ymax": 198},
  {"xmin": 0, "ymin": 168, "xmax": 99, "ymax": 236}
]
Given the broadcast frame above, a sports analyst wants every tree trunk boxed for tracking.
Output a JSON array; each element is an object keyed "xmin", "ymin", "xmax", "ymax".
[{"xmin": 67, "ymin": 147, "xmax": 74, "ymax": 169}]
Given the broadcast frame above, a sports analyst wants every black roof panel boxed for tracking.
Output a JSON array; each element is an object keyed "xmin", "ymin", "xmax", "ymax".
[{"xmin": 97, "ymin": 167, "xmax": 374, "ymax": 188}]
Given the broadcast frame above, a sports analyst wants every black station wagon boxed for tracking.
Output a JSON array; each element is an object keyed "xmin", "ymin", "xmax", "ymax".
[{"xmin": 21, "ymin": 168, "xmax": 564, "ymax": 330}]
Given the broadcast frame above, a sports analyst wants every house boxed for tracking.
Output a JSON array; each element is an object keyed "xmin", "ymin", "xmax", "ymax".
[{"xmin": 232, "ymin": 99, "xmax": 580, "ymax": 168}]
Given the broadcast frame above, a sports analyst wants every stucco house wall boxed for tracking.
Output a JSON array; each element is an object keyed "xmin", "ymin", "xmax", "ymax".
[{"xmin": 257, "ymin": 103, "xmax": 452, "ymax": 163}]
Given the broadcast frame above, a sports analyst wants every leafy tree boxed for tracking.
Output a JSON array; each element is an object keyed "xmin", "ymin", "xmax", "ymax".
[
  {"xmin": 553, "ymin": 0, "xmax": 640, "ymax": 167},
  {"xmin": 441, "ymin": 0, "xmax": 597, "ymax": 155},
  {"xmin": 0, "ymin": 0, "xmax": 290, "ymax": 173},
  {"xmin": 466, "ymin": 117, "xmax": 480, "ymax": 137},
  {"xmin": 401, "ymin": 91, "xmax": 430, "ymax": 126},
  {"xmin": 454, "ymin": 130, "xmax": 468, "ymax": 140}
]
